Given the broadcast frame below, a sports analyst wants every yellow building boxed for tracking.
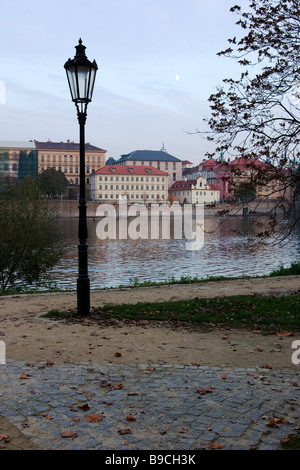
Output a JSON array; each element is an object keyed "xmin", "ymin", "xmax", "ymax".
[{"xmin": 35, "ymin": 140, "xmax": 106, "ymax": 187}]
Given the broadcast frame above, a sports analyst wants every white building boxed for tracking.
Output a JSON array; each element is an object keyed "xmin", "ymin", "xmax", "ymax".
[
  {"xmin": 91, "ymin": 164, "xmax": 169, "ymax": 204},
  {"xmin": 168, "ymin": 176, "xmax": 220, "ymax": 205}
]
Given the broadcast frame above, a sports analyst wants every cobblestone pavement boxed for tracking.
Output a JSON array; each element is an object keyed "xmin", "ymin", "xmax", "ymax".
[{"xmin": 0, "ymin": 360, "xmax": 299, "ymax": 451}]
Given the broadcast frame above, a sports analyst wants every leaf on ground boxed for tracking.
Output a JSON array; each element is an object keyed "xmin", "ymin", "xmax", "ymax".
[
  {"xmin": 118, "ymin": 428, "xmax": 132, "ymax": 435},
  {"xmin": 266, "ymin": 417, "xmax": 285, "ymax": 427},
  {"xmin": 0, "ymin": 434, "xmax": 9, "ymax": 441},
  {"xmin": 78, "ymin": 403, "xmax": 90, "ymax": 411},
  {"xmin": 126, "ymin": 415, "xmax": 136, "ymax": 421},
  {"xmin": 61, "ymin": 430, "xmax": 78, "ymax": 438},
  {"xmin": 113, "ymin": 383, "xmax": 124, "ymax": 390},
  {"xmin": 196, "ymin": 387, "xmax": 213, "ymax": 395},
  {"xmin": 211, "ymin": 442, "xmax": 225, "ymax": 449},
  {"xmin": 85, "ymin": 413, "xmax": 103, "ymax": 422},
  {"xmin": 276, "ymin": 330, "xmax": 294, "ymax": 337}
]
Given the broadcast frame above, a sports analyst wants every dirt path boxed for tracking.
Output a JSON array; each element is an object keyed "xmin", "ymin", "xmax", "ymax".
[
  {"xmin": 0, "ymin": 275, "xmax": 299, "ymax": 369},
  {"xmin": 0, "ymin": 275, "xmax": 299, "ymax": 450}
]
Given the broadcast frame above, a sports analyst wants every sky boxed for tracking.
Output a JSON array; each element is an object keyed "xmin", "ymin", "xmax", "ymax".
[{"xmin": 0, "ymin": 0, "xmax": 248, "ymax": 165}]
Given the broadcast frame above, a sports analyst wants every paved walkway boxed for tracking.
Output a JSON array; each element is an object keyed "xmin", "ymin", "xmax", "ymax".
[{"xmin": 0, "ymin": 360, "xmax": 299, "ymax": 451}]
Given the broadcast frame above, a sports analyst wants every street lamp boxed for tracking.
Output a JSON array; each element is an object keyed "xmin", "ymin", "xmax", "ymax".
[{"xmin": 64, "ymin": 39, "xmax": 98, "ymax": 315}]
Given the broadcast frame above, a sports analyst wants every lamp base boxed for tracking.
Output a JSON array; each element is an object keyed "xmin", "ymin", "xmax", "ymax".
[{"xmin": 77, "ymin": 278, "xmax": 90, "ymax": 315}]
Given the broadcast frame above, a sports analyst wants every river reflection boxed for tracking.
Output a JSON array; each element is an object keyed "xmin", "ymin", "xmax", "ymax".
[{"xmin": 51, "ymin": 215, "xmax": 300, "ymax": 290}]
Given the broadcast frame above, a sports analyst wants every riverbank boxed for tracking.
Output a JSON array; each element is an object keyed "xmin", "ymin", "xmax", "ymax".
[
  {"xmin": 47, "ymin": 199, "xmax": 281, "ymax": 218},
  {"xmin": 0, "ymin": 275, "xmax": 299, "ymax": 450},
  {"xmin": 0, "ymin": 275, "xmax": 299, "ymax": 369}
]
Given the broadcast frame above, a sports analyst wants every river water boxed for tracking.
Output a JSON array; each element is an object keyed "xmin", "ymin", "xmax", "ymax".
[{"xmin": 50, "ymin": 215, "xmax": 300, "ymax": 290}]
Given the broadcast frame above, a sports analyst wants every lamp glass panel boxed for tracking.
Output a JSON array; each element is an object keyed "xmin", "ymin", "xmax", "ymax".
[
  {"xmin": 88, "ymin": 68, "xmax": 97, "ymax": 100},
  {"xmin": 77, "ymin": 66, "xmax": 91, "ymax": 101},
  {"xmin": 66, "ymin": 67, "xmax": 77, "ymax": 101}
]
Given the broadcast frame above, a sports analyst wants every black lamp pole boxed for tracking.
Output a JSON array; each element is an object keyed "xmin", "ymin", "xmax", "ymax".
[
  {"xmin": 64, "ymin": 39, "xmax": 98, "ymax": 315},
  {"xmin": 77, "ymin": 110, "xmax": 89, "ymax": 315}
]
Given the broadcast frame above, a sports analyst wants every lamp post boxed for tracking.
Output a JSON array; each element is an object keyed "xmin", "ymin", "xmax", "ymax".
[{"xmin": 64, "ymin": 39, "xmax": 98, "ymax": 315}]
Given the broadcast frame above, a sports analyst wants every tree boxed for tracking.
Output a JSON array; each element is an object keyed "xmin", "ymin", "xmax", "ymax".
[
  {"xmin": 203, "ymin": 0, "xmax": 300, "ymax": 241},
  {"xmin": 0, "ymin": 177, "xmax": 64, "ymax": 291},
  {"xmin": 39, "ymin": 168, "xmax": 68, "ymax": 198}
]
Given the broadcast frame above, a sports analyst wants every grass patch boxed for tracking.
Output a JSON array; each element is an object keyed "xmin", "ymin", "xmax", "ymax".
[
  {"xmin": 281, "ymin": 433, "xmax": 300, "ymax": 450},
  {"xmin": 45, "ymin": 294, "xmax": 300, "ymax": 332},
  {"xmin": 269, "ymin": 261, "xmax": 300, "ymax": 277}
]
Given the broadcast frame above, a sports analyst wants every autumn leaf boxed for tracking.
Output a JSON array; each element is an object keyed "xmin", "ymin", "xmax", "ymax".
[
  {"xmin": 211, "ymin": 442, "xmax": 225, "ymax": 449},
  {"xmin": 61, "ymin": 431, "xmax": 78, "ymax": 438},
  {"xmin": 0, "ymin": 434, "xmax": 9, "ymax": 441},
  {"xmin": 256, "ymin": 347, "xmax": 264, "ymax": 352},
  {"xmin": 126, "ymin": 415, "xmax": 136, "ymax": 422},
  {"xmin": 118, "ymin": 428, "xmax": 132, "ymax": 435},
  {"xmin": 113, "ymin": 384, "xmax": 124, "ymax": 390},
  {"xmin": 276, "ymin": 330, "xmax": 294, "ymax": 337},
  {"xmin": 19, "ymin": 374, "xmax": 29, "ymax": 379},
  {"xmin": 46, "ymin": 360, "xmax": 54, "ymax": 366},
  {"xmin": 114, "ymin": 352, "xmax": 122, "ymax": 357},
  {"xmin": 196, "ymin": 387, "xmax": 213, "ymax": 395},
  {"xmin": 266, "ymin": 417, "xmax": 284, "ymax": 428},
  {"xmin": 221, "ymin": 374, "xmax": 227, "ymax": 380},
  {"xmin": 78, "ymin": 403, "xmax": 90, "ymax": 411},
  {"xmin": 85, "ymin": 413, "xmax": 103, "ymax": 423}
]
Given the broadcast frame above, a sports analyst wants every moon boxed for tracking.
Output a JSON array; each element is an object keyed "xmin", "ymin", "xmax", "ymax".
[{"xmin": 176, "ymin": 75, "xmax": 180, "ymax": 81}]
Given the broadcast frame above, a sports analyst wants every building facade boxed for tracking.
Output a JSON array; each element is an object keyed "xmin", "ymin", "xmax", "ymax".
[
  {"xmin": 91, "ymin": 165, "xmax": 169, "ymax": 204},
  {"xmin": 0, "ymin": 141, "xmax": 38, "ymax": 180},
  {"xmin": 35, "ymin": 140, "xmax": 106, "ymax": 187},
  {"xmin": 115, "ymin": 148, "xmax": 182, "ymax": 187},
  {"xmin": 169, "ymin": 176, "xmax": 220, "ymax": 205}
]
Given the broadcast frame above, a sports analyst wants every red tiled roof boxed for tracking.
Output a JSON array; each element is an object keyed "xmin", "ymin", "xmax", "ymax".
[
  {"xmin": 95, "ymin": 165, "xmax": 168, "ymax": 176},
  {"xmin": 169, "ymin": 179, "xmax": 220, "ymax": 192},
  {"xmin": 169, "ymin": 179, "xmax": 197, "ymax": 190}
]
